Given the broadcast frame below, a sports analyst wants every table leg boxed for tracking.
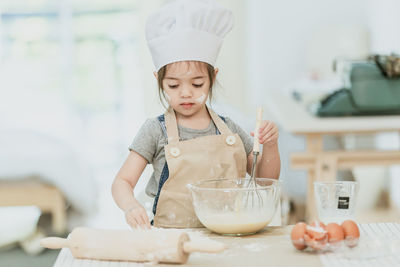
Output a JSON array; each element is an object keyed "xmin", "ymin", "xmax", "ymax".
[
  {"xmin": 307, "ymin": 156, "xmax": 338, "ymax": 222},
  {"xmin": 51, "ymin": 188, "xmax": 67, "ymax": 234},
  {"xmin": 306, "ymin": 169, "xmax": 317, "ymax": 222},
  {"xmin": 305, "ymin": 134, "xmax": 323, "ymax": 222},
  {"xmin": 304, "ymin": 135, "xmax": 339, "ymax": 222},
  {"xmin": 315, "ymin": 156, "xmax": 338, "ymax": 182}
]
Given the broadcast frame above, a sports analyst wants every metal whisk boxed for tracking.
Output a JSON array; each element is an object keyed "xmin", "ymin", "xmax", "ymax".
[{"xmin": 246, "ymin": 107, "xmax": 263, "ymax": 207}]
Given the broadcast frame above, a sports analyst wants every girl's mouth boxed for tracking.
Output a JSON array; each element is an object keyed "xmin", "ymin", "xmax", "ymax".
[{"xmin": 180, "ymin": 103, "xmax": 194, "ymax": 109}]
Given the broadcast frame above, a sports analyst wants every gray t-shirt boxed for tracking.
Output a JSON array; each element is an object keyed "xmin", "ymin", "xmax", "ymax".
[{"xmin": 129, "ymin": 116, "xmax": 253, "ymax": 198}]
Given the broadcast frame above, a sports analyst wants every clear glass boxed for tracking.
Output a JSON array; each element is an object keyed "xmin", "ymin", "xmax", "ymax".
[
  {"xmin": 314, "ymin": 181, "xmax": 358, "ymax": 224},
  {"xmin": 187, "ymin": 178, "xmax": 281, "ymax": 236}
]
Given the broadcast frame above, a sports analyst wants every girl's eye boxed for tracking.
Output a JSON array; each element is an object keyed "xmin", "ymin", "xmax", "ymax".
[
  {"xmin": 193, "ymin": 84, "xmax": 204, "ymax": 88},
  {"xmin": 168, "ymin": 85, "xmax": 179, "ymax": 89}
]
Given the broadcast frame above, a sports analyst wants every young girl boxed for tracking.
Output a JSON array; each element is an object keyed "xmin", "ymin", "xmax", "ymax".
[{"xmin": 112, "ymin": 0, "xmax": 280, "ymax": 229}]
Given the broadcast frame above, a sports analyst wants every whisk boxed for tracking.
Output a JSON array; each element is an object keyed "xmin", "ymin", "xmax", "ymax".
[{"xmin": 246, "ymin": 107, "xmax": 263, "ymax": 207}]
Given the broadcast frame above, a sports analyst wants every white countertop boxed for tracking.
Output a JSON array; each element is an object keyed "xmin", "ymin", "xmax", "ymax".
[
  {"xmin": 266, "ymin": 92, "xmax": 400, "ymax": 135},
  {"xmin": 52, "ymin": 223, "xmax": 400, "ymax": 267}
]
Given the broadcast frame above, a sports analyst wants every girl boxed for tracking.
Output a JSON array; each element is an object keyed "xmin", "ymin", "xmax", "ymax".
[{"xmin": 111, "ymin": 0, "xmax": 280, "ymax": 229}]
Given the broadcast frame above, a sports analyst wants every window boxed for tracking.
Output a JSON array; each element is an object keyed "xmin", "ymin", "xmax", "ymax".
[{"xmin": 1, "ymin": 1, "xmax": 145, "ymax": 164}]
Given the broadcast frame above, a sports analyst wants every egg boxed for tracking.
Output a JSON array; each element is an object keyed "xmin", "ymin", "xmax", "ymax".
[
  {"xmin": 341, "ymin": 220, "xmax": 360, "ymax": 247},
  {"xmin": 326, "ymin": 223, "xmax": 344, "ymax": 243},
  {"xmin": 304, "ymin": 221, "xmax": 328, "ymax": 250},
  {"xmin": 291, "ymin": 222, "xmax": 307, "ymax": 250}
]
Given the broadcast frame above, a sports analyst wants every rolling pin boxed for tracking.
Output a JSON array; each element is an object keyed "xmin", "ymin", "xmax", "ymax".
[{"xmin": 40, "ymin": 227, "xmax": 226, "ymax": 264}]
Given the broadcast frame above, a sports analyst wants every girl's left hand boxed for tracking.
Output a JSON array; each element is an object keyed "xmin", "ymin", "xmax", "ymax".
[{"xmin": 250, "ymin": 120, "xmax": 279, "ymax": 147}]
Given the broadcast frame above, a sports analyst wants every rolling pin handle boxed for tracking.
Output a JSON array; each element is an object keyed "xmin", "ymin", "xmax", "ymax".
[
  {"xmin": 40, "ymin": 237, "xmax": 69, "ymax": 249},
  {"xmin": 183, "ymin": 240, "xmax": 227, "ymax": 254}
]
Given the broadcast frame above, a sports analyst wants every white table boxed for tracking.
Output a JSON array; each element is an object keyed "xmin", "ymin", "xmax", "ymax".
[
  {"xmin": 52, "ymin": 223, "xmax": 400, "ymax": 267},
  {"xmin": 52, "ymin": 226, "xmax": 320, "ymax": 267},
  {"xmin": 266, "ymin": 92, "xmax": 400, "ymax": 220}
]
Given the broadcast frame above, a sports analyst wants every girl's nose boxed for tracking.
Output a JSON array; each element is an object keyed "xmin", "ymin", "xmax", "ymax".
[{"xmin": 180, "ymin": 87, "xmax": 192, "ymax": 97}]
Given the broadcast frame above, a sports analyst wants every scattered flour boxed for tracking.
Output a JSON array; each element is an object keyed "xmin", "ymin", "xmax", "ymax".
[
  {"xmin": 146, "ymin": 228, "xmax": 270, "ymax": 263},
  {"xmin": 243, "ymin": 242, "xmax": 270, "ymax": 252}
]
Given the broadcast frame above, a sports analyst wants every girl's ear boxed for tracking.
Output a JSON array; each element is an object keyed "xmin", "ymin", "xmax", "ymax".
[
  {"xmin": 213, "ymin": 68, "xmax": 219, "ymax": 83},
  {"xmin": 153, "ymin": 71, "xmax": 158, "ymax": 79}
]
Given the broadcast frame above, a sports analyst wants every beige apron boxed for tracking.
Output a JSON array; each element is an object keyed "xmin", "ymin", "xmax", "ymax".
[{"xmin": 153, "ymin": 106, "xmax": 247, "ymax": 228}]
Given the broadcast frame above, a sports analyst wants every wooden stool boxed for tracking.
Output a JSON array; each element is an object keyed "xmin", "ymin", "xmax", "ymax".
[{"xmin": 0, "ymin": 180, "xmax": 67, "ymax": 234}]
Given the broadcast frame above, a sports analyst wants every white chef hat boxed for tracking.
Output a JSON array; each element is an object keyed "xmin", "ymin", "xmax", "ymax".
[{"xmin": 146, "ymin": 0, "xmax": 234, "ymax": 71}]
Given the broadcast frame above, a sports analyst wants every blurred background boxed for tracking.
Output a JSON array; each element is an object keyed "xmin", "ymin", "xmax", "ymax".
[{"xmin": 1, "ymin": 0, "xmax": 399, "ymax": 265}]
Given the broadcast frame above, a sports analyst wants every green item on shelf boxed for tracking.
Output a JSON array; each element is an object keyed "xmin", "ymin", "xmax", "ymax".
[{"xmin": 316, "ymin": 59, "xmax": 400, "ymax": 117}]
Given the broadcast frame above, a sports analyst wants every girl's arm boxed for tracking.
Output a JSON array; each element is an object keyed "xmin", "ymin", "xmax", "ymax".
[
  {"xmin": 111, "ymin": 150, "xmax": 150, "ymax": 228},
  {"xmin": 247, "ymin": 120, "xmax": 281, "ymax": 179}
]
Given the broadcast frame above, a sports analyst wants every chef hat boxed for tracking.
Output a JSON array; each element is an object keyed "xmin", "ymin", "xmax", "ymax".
[{"xmin": 146, "ymin": 0, "xmax": 234, "ymax": 71}]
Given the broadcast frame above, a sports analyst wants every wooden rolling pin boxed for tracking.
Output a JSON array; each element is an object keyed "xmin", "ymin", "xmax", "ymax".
[{"xmin": 40, "ymin": 227, "xmax": 226, "ymax": 264}]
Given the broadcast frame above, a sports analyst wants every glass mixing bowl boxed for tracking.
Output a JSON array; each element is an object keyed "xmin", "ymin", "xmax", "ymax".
[{"xmin": 187, "ymin": 178, "xmax": 281, "ymax": 236}]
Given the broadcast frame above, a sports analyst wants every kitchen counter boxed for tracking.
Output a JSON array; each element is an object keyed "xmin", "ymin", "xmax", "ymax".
[
  {"xmin": 53, "ymin": 226, "xmax": 319, "ymax": 267},
  {"xmin": 52, "ymin": 223, "xmax": 400, "ymax": 267}
]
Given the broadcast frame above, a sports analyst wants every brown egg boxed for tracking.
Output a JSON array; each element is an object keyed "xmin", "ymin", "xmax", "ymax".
[
  {"xmin": 291, "ymin": 222, "xmax": 307, "ymax": 250},
  {"xmin": 341, "ymin": 220, "xmax": 360, "ymax": 247},
  {"xmin": 304, "ymin": 221, "xmax": 328, "ymax": 250},
  {"xmin": 326, "ymin": 223, "xmax": 344, "ymax": 243}
]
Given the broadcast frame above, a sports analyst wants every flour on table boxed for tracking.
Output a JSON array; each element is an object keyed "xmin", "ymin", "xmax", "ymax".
[{"xmin": 243, "ymin": 242, "xmax": 270, "ymax": 252}]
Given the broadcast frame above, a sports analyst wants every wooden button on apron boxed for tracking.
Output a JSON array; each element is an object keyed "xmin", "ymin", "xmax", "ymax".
[
  {"xmin": 170, "ymin": 147, "xmax": 180, "ymax": 157},
  {"xmin": 225, "ymin": 135, "xmax": 236, "ymax": 145}
]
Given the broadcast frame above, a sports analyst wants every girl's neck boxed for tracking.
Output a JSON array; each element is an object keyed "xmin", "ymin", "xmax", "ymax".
[{"xmin": 175, "ymin": 105, "xmax": 211, "ymax": 130}]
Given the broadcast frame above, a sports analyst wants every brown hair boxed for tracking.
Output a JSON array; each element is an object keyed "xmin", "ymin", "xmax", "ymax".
[{"xmin": 157, "ymin": 61, "xmax": 216, "ymax": 108}]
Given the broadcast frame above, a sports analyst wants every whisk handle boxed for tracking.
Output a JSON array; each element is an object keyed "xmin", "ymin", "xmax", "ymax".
[{"xmin": 253, "ymin": 107, "xmax": 263, "ymax": 152}]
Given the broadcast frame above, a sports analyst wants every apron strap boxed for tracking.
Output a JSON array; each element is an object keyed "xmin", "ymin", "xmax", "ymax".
[
  {"xmin": 165, "ymin": 107, "xmax": 180, "ymax": 144},
  {"xmin": 207, "ymin": 107, "xmax": 231, "ymax": 135},
  {"xmin": 164, "ymin": 105, "xmax": 232, "ymax": 144}
]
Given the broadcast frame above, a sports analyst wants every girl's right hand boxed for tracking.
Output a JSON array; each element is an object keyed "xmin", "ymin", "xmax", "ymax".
[{"xmin": 124, "ymin": 204, "xmax": 151, "ymax": 229}]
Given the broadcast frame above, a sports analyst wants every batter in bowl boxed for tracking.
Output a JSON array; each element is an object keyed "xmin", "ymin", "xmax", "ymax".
[{"xmin": 198, "ymin": 212, "xmax": 270, "ymax": 235}]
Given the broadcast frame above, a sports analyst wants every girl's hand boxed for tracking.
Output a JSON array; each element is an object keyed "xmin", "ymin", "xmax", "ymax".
[
  {"xmin": 251, "ymin": 120, "xmax": 279, "ymax": 147},
  {"xmin": 124, "ymin": 204, "xmax": 151, "ymax": 229}
]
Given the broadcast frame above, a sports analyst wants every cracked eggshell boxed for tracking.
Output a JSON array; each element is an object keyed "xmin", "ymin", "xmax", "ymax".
[
  {"xmin": 304, "ymin": 233, "xmax": 328, "ymax": 250},
  {"xmin": 304, "ymin": 221, "xmax": 328, "ymax": 250},
  {"xmin": 306, "ymin": 221, "xmax": 327, "ymax": 240}
]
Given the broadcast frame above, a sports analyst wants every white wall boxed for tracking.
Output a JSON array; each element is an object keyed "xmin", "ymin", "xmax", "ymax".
[
  {"xmin": 246, "ymin": 0, "xmax": 369, "ymax": 108},
  {"xmin": 214, "ymin": 0, "xmax": 248, "ymax": 114},
  {"xmin": 368, "ymin": 0, "xmax": 400, "ymax": 54}
]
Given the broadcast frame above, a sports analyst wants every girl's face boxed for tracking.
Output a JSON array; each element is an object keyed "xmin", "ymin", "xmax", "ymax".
[{"xmin": 160, "ymin": 61, "xmax": 216, "ymax": 117}]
